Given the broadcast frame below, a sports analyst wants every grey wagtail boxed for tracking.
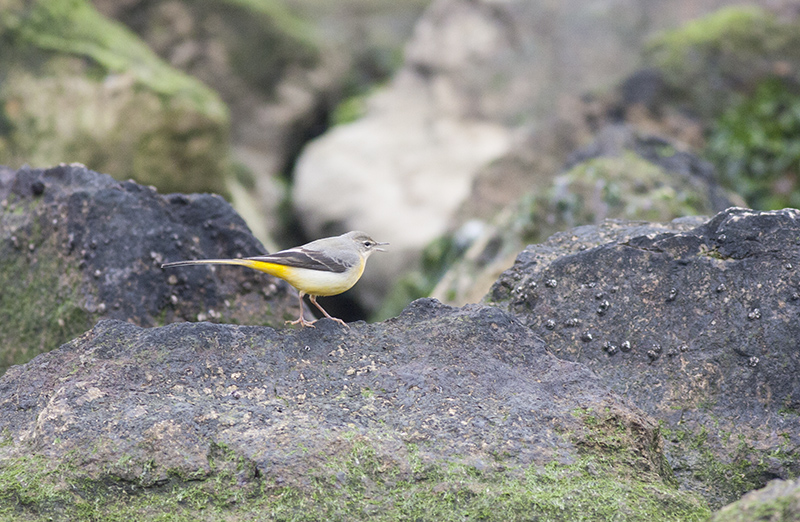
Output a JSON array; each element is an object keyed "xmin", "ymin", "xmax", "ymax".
[{"xmin": 162, "ymin": 231, "xmax": 387, "ymax": 328}]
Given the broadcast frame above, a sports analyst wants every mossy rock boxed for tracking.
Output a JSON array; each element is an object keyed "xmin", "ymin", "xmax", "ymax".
[
  {"xmin": 0, "ymin": 437, "xmax": 711, "ymax": 521},
  {"xmin": 645, "ymin": 6, "xmax": 800, "ymax": 118},
  {"xmin": 710, "ymin": 478, "xmax": 800, "ymax": 522},
  {"xmin": 0, "ymin": 0, "xmax": 231, "ymax": 195},
  {"xmin": 0, "ymin": 164, "xmax": 300, "ymax": 376},
  {"xmin": 0, "ymin": 311, "xmax": 711, "ymax": 521}
]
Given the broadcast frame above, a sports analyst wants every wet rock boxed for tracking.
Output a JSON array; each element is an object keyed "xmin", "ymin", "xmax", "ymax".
[{"xmin": 488, "ymin": 207, "xmax": 800, "ymax": 507}]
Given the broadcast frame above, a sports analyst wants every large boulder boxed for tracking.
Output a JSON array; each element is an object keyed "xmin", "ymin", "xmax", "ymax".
[
  {"xmin": 0, "ymin": 164, "xmax": 299, "ymax": 375},
  {"xmin": 0, "ymin": 0, "xmax": 231, "ymax": 196},
  {"xmin": 90, "ymin": 0, "xmax": 323, "ymax": 244},
  {"xmin": 487, "ymin": 207, "xmax": 800, "ymax": 507},
  {"xmin": 0, "ymin": 301, "xmax": 709, "ymax": 520}
]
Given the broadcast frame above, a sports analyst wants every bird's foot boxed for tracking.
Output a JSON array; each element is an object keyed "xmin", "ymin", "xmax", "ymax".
[
  {"xmin": 329, "ymin": 317, "xmax": 349, "ymax": 328},
  {"xmin": 286, "ymin": 316, "xmax": 317, "ymax": 328}
]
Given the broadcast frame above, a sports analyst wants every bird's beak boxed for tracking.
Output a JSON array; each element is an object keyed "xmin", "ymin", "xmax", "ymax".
[{"xmin": 375, "ymin": 241, "xmax": 389, "ymax": 252}]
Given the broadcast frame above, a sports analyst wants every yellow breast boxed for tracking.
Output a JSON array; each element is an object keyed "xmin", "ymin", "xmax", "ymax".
[{"xmin": 246, "ymin": 258, "xmax": 366, "ymax": 296}]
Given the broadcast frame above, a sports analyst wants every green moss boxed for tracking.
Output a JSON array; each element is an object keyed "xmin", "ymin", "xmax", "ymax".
[
  {"xmin": 692, "ymin": 448, "xmax": 768, "ymax": 501},
  {"xmin": 131, "ymin": 115, "xmax": 230, "ymax": 196},
  {"xmin": 0, "ymin": 0, "xmax": 232, "ymax": 197},
  {"xmin": 660, "ymin": 420, "xmax": 798, "ymax": 508},
  {"xmin": 0, "ymin": 409, "xmax": 711, "ymax": 520},
  {"xmin": 551, "ymin": 153, "xmax": 713, "ymax": 224},
  {"xmin": 648, "ymin": 6, "xmax": 779, "ymax": 67},
  {"xmin": 710, "ymin": 486, "xmax": 798, "ymax": 522},
  {"xmin": 571, "ymin": 407, "xmax": 677, "ymax": 489},
  {"xmin": 0, "ymin": 454, "xmax": 79, "ymax": 519},
  {"xmin": 0, "ymin": 431, "xmax": 711, "ymax": 522},
  {"xmin": 3, "ymin": 0, "xmax": 226, "ymax": 120},
  {"xmin": 330, "ymin": 94, "xmax": 369, "ymax": 126},
  {"xmin": 0, "ymin": 210, "xmax": 92, "ymax": 376},
  {"xmin": 705, "ymin": 78, "xmax": 800, "ymax": 209}
]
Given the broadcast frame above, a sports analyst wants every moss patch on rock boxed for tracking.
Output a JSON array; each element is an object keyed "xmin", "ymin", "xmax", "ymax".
[
  {"xmin": 0, "ymin": 196, "xmax": 93, "ymax": 373},
  {"xmin": 0, "ymin": 423, "xmax": 711, "ymax": 522}
]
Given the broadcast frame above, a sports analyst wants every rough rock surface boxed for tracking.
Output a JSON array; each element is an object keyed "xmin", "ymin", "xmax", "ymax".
[
  {"xmin": 487, "ymin": 207, "xmax": 800, "ymax": 507},
  {"xmin": 0, "ymin": 301, "xmax": 709, "ymax": 520},
  {"xmin": 0, "ymin": 164, "xmax": 299, "ymax": 375}
]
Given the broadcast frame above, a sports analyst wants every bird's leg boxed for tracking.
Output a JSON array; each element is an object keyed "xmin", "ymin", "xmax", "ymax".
[
  {"xmin": 286, "ymin": 291, "xmax": 317, "ymax": 328},
  {"xmin": 309, "ymin": 295, "xmax": 349, "ymax": 328}
]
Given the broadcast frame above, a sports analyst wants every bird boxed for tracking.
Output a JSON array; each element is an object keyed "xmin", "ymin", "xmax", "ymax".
[{"xmin": 161, "ymin": 231, "xmax": 388, "ymax": 328}]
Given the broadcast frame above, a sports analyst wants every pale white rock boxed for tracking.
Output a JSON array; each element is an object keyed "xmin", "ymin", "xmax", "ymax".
[{"xmin": 293, "ymin": 69, "xmax": 512, "ymax": 307}]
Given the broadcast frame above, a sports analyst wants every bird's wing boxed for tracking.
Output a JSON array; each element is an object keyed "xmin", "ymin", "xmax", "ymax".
[{"xmin": 247, "ymin": 246, "xmax": 351, "ymax": 273}]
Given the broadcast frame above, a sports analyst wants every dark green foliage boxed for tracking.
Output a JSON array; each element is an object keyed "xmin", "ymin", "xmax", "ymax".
[{"xmin": 705, "ymin": 78, "xmax": 800, "ymax": 209}]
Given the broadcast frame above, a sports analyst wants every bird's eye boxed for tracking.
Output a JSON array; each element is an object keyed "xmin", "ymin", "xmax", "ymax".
[{"xmin": 363, "ymin": 241, "xmax": 373, "ymax": 248}]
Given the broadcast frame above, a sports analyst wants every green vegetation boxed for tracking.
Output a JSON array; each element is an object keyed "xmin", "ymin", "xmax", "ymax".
[
  {"xmin": 709, "ymin": 481, "xmax": 800, "ymax": 522},
  {"xmin": 705, "ymin": 78, "xmax": 800, "ymax": 209},
  {"xmin": 545, "ymin": 153, "xmax": 711, "ymax": 225},
  {"xmin": 0, "ymin": 418, "xmax": 711, "ymax": 521},
  {"xmin": 646, "ymin": 6, "xmax": 800, "ymax": 118},
  {"xmin": 0, "ymin": 0, "xmax": 226, "ymax": 119},
  {"xmin": 330, "ymin": 93, "xmax": 370, "ymax": 126},
  {"xmin": 0, "ymin": 0, "xmax": 232, "ymax": 196},
  {"xmin": 646, "ymin": 6, "xmax": 800, "ymax": 209},
  {"xmin": 648, "ymin": 6, "xmax": 784, "ymax": 76}
]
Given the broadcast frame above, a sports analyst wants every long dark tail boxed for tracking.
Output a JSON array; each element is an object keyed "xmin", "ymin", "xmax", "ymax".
[{"xmin": 161, "ymin": 259, "xmax": 260, "ymax": 269}]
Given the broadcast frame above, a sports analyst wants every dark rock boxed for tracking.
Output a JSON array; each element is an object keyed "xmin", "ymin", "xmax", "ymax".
[
  {"xmin": 487, "ymin": 207, "xmax": 800, "ymax": 507},
  {"xmin": 0, "ymin": 164, "xmax": 299, "ymax": 375},
  {"xmin": 0, "ymin": 300, "xmax": 708, "ymax": 520},
  {"xmin": 619, "ymin": 68, "xmax": 667, "ymax": 110}
]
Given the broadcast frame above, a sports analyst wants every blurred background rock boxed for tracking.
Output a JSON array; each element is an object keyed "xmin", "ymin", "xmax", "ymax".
[{"xmin": 2, "ymin": 0, "xmax": 799, "ymax": 322}]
